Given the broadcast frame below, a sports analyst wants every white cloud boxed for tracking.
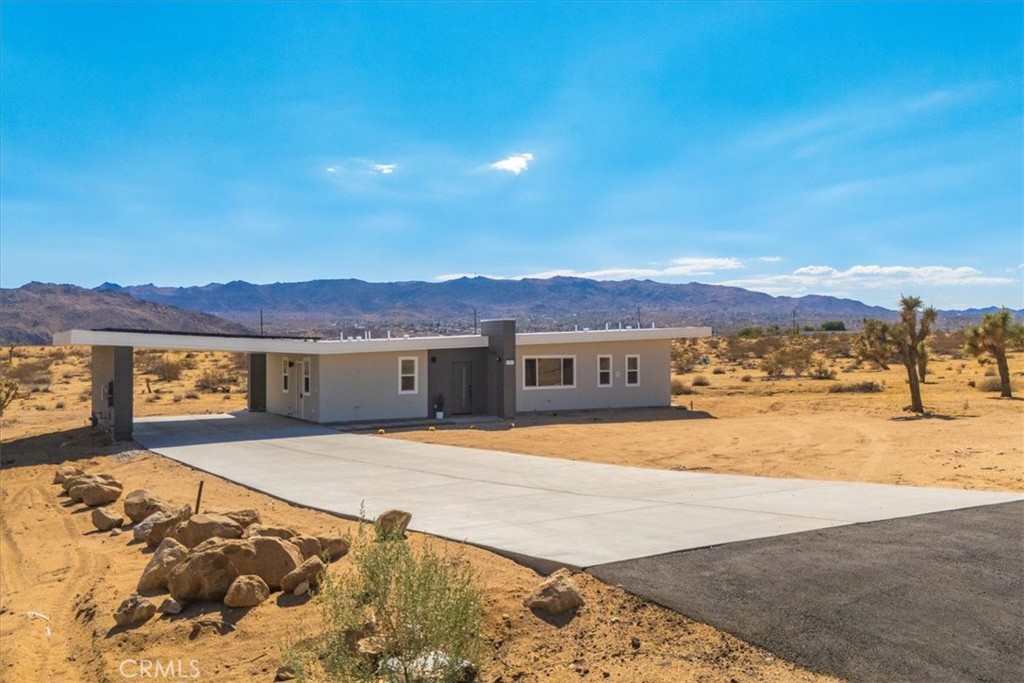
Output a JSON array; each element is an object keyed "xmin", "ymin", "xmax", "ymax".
[
  {"xmin": 758, "ymin": 256, "xmax": 783, "ymax": 262},
  {"xmin": 722, "ymin": 264, "xmax": 1014, "ymax": 296},
  {"xmin": 489, "ymin": 153, "xmax": 534, "ymax": 175},
  {"xmin": 434, "ymin": 257, "xmax": 743, "ymax": 282},
  {"xmin": 372, "ymin": 163, "xmax": 397, "ymax": 175},
  {"xmin": 325, "ymin": 166, "xmax": 338, "ymax": 174}
]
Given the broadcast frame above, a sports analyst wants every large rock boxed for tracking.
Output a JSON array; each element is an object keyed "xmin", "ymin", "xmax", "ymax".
[
  {"xmin": 77, "ymin": 483, "xmax": 123, "ymax": 507},
  {"xmin": 168, "ymin": 537, "xmax": 302, "ymax": 602},
  {"xmin": 91, "ymin": 506, "xmax": 124, "ymax": 532},
  {"xmin": 53, "ymin": 464, "xmax": 84, "ymax": 485},
  {"xmin": 375, "ymin": 509, "xmax": 412, "ymax": 540},
  {"xmin": 61, "ymin": 472, "xmax": 119, "ymax": 493},
  {"xmin": 289, "ymin": 535, "xmax": 322, "ymax": 560},
  {"xmin": 114, "ymin": 593, "xmax": 156, "ymax": 627},
  {"xmin": 243, "ymin": 524, "xmax": 296, "ymax": 540},
  {"xmin": 173, "ymin": 513, "xmax": 244, "ymax": 549},
  {"xmin": 224, "ymin": 575, "xmax": 270, "ymax": 608},
  {"xmin": 123, "ymin": 489, "xmax": 171, "ymax": 524},
  {"xmin": 523, "ymin": 569, "xmax": 584, "ymax": 615},
  {"xmin": 318, "ymin": 536, "xmax": 350, "ymax": 561},
  {"xmin": 138, "ymin": 538, "xmax": 189, "ymax": 591},
  {"xmin": 218, "ymin": 508, "xmax": 261, "ymax": 528},
  {"xmin": 281, "ymin": 556, "xmax": 325, "ymax": 593},
  {"xmin": 143, "ymin": 506, "xmax": 192, "ymax": 547}
]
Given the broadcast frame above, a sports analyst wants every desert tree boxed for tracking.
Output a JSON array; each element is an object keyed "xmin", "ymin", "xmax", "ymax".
[
  {"xmin": 916, "ymin": 340, "xmax": 929, "ymax": 383},
  {"xmin": 965, "ymin": 308, "xmax": 1023, "ymax": 398},
  {"xmin": 860, "ymin": 296, "xmax": 937, "ymax": 413},
  {"xmin": 855, "ymin": 319, "xmax": 892, "ymax": 370},
  {"xmin": 0, "ymin": 377, "xmax": 18, "ymax": 416}
]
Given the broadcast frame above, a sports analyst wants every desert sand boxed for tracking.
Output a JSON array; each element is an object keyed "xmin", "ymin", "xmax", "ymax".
[{"xmin": 2, "ymin": 341, "xmax": 1020, "ymax": 681}]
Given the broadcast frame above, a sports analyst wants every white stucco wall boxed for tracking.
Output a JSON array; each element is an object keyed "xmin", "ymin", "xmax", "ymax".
[
  {"xmin": 316, "ymin": 350, "xmax": 429, "ymax": 423},
  {"xmin": 515, "ymin": 339, "xmax": 671, "ymax": 413},
  {"xmin": 265, "ymin": 353, "xmax": 322, "ymax": 422}
]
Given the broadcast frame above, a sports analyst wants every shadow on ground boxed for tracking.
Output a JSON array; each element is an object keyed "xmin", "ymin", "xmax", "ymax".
[{"xmin": 0, "ymin": 425, "xmax": 138, "ymax": 470}]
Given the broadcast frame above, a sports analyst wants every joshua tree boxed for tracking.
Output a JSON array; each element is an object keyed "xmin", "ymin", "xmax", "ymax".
[
  {"xmin": 916, "ymin": 340, "xmax": 929, "ymax": 383},
  {"xmin": 861, "ymin": 296, "xmax": 936, "ymax": 413},
  {"xmin": 0, "ymin": 377, "xmax": 17, "ymax": 416},
  {"xmin": 965, "ymin": 308, "xmax": 1023, "ymax": 398}
]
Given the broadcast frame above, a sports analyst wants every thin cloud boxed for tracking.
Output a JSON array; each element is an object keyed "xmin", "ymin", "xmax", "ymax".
[
  {"xmin": 489, "ymin": 153, "xmax": 534, "ymax": 175},
  {"xmin": 372, "ymin": 163, "xmax": 397, "ymax": 175},
  {"xmin": 757, "ymin": 256, "xmax": 783, "ymax": 262},
  {"xmin": 722, "ymin": 264, "xmax": 1013, "ymax": 295},
  {"xmin": 434, "ymin": 257, "xmax": 743, "ymax": 282}
]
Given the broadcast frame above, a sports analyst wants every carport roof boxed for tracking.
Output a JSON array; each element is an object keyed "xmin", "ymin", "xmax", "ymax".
[{"xmin": 53, "ymin": 325, "xmax": 711, "ymax": 355}]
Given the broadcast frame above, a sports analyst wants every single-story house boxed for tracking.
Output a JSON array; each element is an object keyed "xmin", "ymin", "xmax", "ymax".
[{"xmin": 54, "ymin": 320, "xmax": 711, "ymax": 439}]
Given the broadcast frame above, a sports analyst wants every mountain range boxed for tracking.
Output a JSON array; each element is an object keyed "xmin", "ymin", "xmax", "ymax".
[{"xmin": 3, "ymin": 277, "xmax": 1016, "ymax": 346}]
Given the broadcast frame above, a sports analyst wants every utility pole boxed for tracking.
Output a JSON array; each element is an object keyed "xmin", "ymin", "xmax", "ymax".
[
  {"xmin": 260, "ymin": 309, "xmax": 264, "ymax": 336},
  {"xmin": 636, "ymin": 306, "xmax": 642, "ymax": 328},
  {"xmin": 792, "ymin": 308, "xmax": 798, "ymax": 334}
]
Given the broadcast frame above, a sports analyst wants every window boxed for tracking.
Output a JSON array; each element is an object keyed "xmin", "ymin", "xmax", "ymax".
[
  {"xmin": 598, "ymin": 355, "xmax": 612, "ymax": 387},
  {"xmin": 301, "ymin": 358, "xmax": 311, "ymax": 395},
  {"xmin": 626, "ymin": 355, "xmax": 640, "ymax": 386},
  {"xmin": 282, "ymin": 358, "xmax": 290, "ymax": 392},
  {"xmin": 399, "ymin": 357, "xmax": 418, "ymax": 394},
  {"xmin": 524, "ymin": 356, "xmax": 575, "ymax": 389}
]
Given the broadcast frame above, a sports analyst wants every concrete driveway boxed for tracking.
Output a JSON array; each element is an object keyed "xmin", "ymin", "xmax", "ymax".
[{"xmin": 134, "ymin": 412, "xmax": 1022, "ymax": 570}]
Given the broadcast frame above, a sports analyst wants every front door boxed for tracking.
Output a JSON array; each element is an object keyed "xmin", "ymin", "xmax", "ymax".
[
  {"xmin": 450, "ymin": 361, "xmax": 473, "ymax": 415},
  {"xmin": 294, "ymin": 357, "xmax": 310, "ymax": 419}
]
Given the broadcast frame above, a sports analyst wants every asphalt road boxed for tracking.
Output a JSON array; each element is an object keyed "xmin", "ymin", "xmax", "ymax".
[{"xmin": 590, "ymin": 501, "xmax": 1024, "ymax": 683}]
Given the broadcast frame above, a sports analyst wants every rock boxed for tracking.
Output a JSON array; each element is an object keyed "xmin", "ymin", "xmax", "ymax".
[
  {"xmin": 381, "ymin": 651, "xmax": 476, "ymax": 682},
  {"xmin": 61, "ymin": 472, "xmax": 119, "ymax": 494},
  {"xmin": 138, "ymin": 538, "xmax": 189, "ymax": 591},
  {"xmin": 173, "ymin": 513, "xmax": 244, "ymax": 548},
  {"xmin": 375, "ymin": 509, "xmax": 412, "ymax": 540},
  {"xmin": 123, "ymin": 489, "xmax": 171, "ymax": 524},
  {"xmin": 53, "ymin": 464, "xmax": 84, "ymax": 485},
  {"xmin": 113, "ymin": 593, "xmax": 156, "ymax": 627},
  {"xmin": 292, "ymin": 580, "xmax": 309, "ymax": 597},
  {"xmin": 218, "ymin": 508, "xmax": 261, "ymax": 528},
  {"xmin": 289, "ymin": 535, "xmax": 322, "ymax": 560},
  {"xmin": 157, "ymin": 598, "xmax": 183, "ymax": 615},
  {"xmin": 76, "ymin": 483, "xmax": 123, "ymax": 507},
  {"xmin": 318, "ymin": 536, "xmax": 350, "ymax": 561},
  {"xmin": 223, "ymin": 575, "xmax": 269, "ymax": 608},
  {"xmin": 274, "ymin": 665, "xmax": 297, "ymax": 681},
  {"xmin": 242, "ymin": 524, "xmax": 296, "ymax": 540},
  {"xmin": 523, "ymin": 569, "xmax": 584, "ymax": 615},
  {"xmin": 168, "ymin": 537, "xmax": 302, "ymax": 601},
  {"xmin": 110, "ymin": 527, "xmax": 123, "ymax": 537},
  {"xmin": 281, "ymin": 556, "xmax": 326, "ymax": 593},
  {"xmin": 91, "ymin": 506, "xmax": 124, "ymax": 532},
  {"xmin": 143, "ymin": 506, "xmax": 192, "ymax": 547}
]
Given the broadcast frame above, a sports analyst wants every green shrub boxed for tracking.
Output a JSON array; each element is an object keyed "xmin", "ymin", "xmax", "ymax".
[{"xmin": 288, "ymin": 524, "xmax": 483, "ymax": 683}]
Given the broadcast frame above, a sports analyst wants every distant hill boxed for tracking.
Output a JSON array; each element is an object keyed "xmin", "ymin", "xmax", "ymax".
[
  {"xmin": 1, "ymin": 282, "xmax": 254, "ymax": 345},
  {"xmin": 100, "ymin": 276, "xmax": 903, "ymax": 334}
]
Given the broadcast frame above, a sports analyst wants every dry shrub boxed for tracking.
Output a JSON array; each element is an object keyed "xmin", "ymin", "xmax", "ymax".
[
  {"xmin": 691, "ymin": 375, "xmax": 710, "ymax": 387},
  {"xmin": 194, "ymin": 369, "xmax": 236, "ymax": 393},
  {"xmin": 827, "ymin": 381, "xmax": 885, "ymax": 394},
  {"xmin": 976, "ymin": 377, "xmax": 1004, "ymax": 393},
  {"xmin": 145, "ymin": 357, "xmax": 186, "ymax": 381},
  {"xmin": 671, "ymin": 378, "xmax": 696, "ymax": 395},
  {"xmin": 712, "ymin": 367, "xmax": 726, "ymax": 375}
]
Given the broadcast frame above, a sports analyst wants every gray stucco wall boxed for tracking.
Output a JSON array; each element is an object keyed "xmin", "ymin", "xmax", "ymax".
[
  {"xmin": 515, "ymin": 339, "xmax": 671, "ymax": 413},
  {"xmin": 265, "ymin": 353, "xmax": 321, "ymax": 422},
  {"xmin": 426, "ymin": 348, "xmax": 489, "ymax": 416},
  {"xmin": 90, "ymin": 345, "xmax": 134, "ymax": 439},
  {"xmin": 317, "ymin": 350, "xmax": 429, "ymax": 423}
]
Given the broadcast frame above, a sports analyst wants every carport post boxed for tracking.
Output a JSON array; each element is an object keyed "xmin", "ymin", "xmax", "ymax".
[{"xmin": 248, "ymin": 353, "xmax": 267, "ymax": 412}]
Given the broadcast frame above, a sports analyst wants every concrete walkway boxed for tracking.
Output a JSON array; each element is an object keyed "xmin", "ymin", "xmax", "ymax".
[{"xmin": 134, "ymin": 413, "xmax": 1023, "ymax": 569}]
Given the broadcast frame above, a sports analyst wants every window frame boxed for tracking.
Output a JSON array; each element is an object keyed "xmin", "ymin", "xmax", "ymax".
[
  {"xmin": 597, "ymin": 354, "xmax": 613, "ymax": 387},
  {"xmin": 625, "ymin": 354, "xmax": 640, "ymax": 386},
  {"xmin": 301, "ymin": 358, "xmax": 311, "ymax": 395},
  {"xmin": 282, "ymin": 357, "xmax": 290, "ymax": 393},
  {"xmin": 398, "ymin": 356, "xmax": 418, "ymax": 394},
  {"xmin": 523, "ymin": 355, "xmax": 577, "ymax": 390}
]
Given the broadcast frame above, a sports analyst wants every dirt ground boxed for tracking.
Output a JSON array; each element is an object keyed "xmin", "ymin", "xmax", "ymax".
[
  {"xmin": 0, "ymin": 346, "xmax": 837, "ymax": 683},
  {"xmin": 1, "ymin": 341, "xmax": 1020, "ymax": 682}
]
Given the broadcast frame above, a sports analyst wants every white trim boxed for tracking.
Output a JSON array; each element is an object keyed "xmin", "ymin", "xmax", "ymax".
[
  {"xmin": 301, "ymin": 358, "xmax": 311, "ymax": 395},
  {"xmin": 597, "ymin": 354, "xmax": 613, "ymax": 387},
  {"xmin": 523, "ymin": 355, "xmax": 577, "ymax": 390},
  {"xmin": 282, "ymin": 357, "xmax": 290, "ymax": 393},
  {"xmin": 625, "ymin": 354, "xmax": 640, "ymax": 386},
  {"xmin": 398, "ymin": 356, "xmax": 418, "ymax": 394}
]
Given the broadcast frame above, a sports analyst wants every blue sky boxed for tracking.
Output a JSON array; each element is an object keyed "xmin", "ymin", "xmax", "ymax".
[{"xmin": 1, "ymin": 1, "xmax": 1021, "ymax": 309}]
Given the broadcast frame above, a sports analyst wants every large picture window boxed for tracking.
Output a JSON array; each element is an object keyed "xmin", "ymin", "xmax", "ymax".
[
  {"xmin": 626, "ymin": 355, "xmax": 640, "ymax": 386},
  {"xmin": 524, "ymin": 356, "xmax": 575, "ymax": 389},
  {"xmin": 399, "ymin": 357, "xmax": 418, "ymax": 394},
  {"xmin": 597, "ymin": 355, "xmax": 612, "ymax": 387}
]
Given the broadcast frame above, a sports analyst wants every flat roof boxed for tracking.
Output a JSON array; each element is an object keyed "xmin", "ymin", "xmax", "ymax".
[{"xmin": 53, "ymin": 325, "xmax": 711, "ymax": 355}]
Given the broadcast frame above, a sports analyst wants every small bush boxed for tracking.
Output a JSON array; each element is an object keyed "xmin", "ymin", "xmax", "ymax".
[
  {"xmin": 967, "ymin": 380, "xmax": 976, "ymax": 388},
  {"xmin": 976, "ymin": 377, "xmax": 1003, "ymax": 393},
  {"xmin": 983, "ymin": 368, "xmax": 996, "ymax": 377},
  {"xmin": 827, "ymin": 381, "xmax": 885, "ymax": 394},
  {"xmin": 184, "ymin": 392, "xmax": 200, "ymax": 400},
  {"xmin": 671, "ymin": 378, "xmax": 696, "ymax": 395},
  {"xmin": 172, "ymin": 394, "xmax": 183, "ymax": 403},
  {"xmin": 712, "ymin": 367, "xmax": 726, "ymax": 375},
  {"xmin": 287, "ymin": 524, "xmax": 483, "ymax": 683},
  {"xmin": 691, "ymin": 375, "xmax": 710, "ymax": 387},
  {"xmin": 147, "ymin": 358, "xmax": 185, "ymax": 381},
  {"xmin": 195, "ymin": 369, "xmax": 235, "ymax": 393},
  {"xmin": 810, "ymin": 364, "xmax": 837, "ymax": 380},
  {"xmin": 54, "ymin": 401, "xmax": 65, "ymax": 410},
  {"xmin": 740, "ymin": 375, "xmax": 752, "ymax": 383}
]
